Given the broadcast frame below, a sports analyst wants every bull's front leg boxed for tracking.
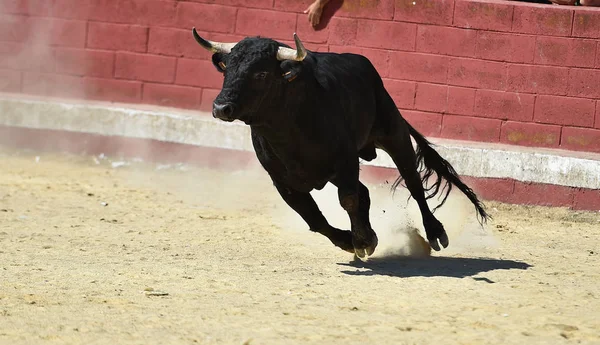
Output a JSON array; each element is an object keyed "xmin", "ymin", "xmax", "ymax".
[
  {"xmin": 272, "ymin": 181, "xmax": 354, "ymax": 253},
  {"xmin": 332, "ymin": 162, "xmax": 379, "ymax": 258}
]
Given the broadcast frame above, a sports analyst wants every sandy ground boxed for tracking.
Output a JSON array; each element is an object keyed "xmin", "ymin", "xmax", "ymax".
[{"xmin": 0, "ymin": 147, "xmax": 599, "ymax": 345}]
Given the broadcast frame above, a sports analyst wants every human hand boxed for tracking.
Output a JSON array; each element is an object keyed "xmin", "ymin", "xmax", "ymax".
[{"xmin": 304, "ymin": 0, "xmax": 327, "ymax": 27}]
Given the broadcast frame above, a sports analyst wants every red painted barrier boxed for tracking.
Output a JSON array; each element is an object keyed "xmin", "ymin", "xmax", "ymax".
[{"xmin": 1, "ymin": 0, "xmax": 599, "ymax": 153}]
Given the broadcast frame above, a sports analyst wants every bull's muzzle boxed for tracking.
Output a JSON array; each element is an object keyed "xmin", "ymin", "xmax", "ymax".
[{"xmin": 212, "ymin": 102, "xmax": 236, "ymax": 121}]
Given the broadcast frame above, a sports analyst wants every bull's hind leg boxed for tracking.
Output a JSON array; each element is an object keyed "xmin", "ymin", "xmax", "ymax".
[
  {"xmin": 273, "ymin": 182, "xmax": 354, "ymax": 253},
  {"xmin": 331, "ymin": 164, "xmax": 378, "ymax": 258},
  {"xmin": 376, "ymin": 117, "xmax": 449, "ymax": 252}
]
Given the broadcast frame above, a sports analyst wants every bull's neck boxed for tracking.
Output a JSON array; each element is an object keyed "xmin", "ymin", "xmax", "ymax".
[
  {"xmin": 249, "ymin": 80, "xmax": 319, "ymax": 143},
  {"xmin": 250, "ymin": 110, "xmax": 307, "ymax": 143},
  {"xmin": 249, "ymin": 117, "xmax": 299, "ymax": 144}
]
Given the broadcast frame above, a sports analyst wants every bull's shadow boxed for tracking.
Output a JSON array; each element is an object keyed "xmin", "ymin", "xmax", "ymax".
[{"xmin": 338, "ymin": 256, "xmax": 531, "ymax": 279}]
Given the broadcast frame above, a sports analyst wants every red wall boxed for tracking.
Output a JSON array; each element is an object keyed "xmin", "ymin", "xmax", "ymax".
[{"xmin": 1, "ymin": 0, "xmax": 600, "ymax": 154}]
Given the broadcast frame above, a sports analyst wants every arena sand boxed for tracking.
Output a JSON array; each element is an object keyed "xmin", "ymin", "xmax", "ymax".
[{"xmin": 0, "ymin": 148, "xmax": 599, "ymax": 345}]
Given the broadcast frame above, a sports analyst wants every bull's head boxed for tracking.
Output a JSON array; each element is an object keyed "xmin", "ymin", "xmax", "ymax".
[{"xmin": 192, "ymin": 28, "xmax": 307, "ymax": 124}]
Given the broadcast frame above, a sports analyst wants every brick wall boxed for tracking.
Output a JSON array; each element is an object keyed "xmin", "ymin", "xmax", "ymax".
[{"xmin": 1, "ymin": 0, "xmax": 599, "ymax": 154}]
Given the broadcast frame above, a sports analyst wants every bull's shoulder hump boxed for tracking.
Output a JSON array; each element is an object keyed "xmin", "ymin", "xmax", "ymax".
[
  {"xmin": 311, "ymin": 52, "xmax": 380, "ymax": 91},
  {"xmin": 312, "ymin": 51, "xmax": 374, "ymax": 68}
]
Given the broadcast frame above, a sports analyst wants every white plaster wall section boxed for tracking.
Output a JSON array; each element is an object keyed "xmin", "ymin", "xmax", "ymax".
[
  {"xmin": 480, "ymin": 150, "xmax": 528, "ymax": 180},
  {"xmin": 0, "ymin": 95, "xmax": 599, "ymax": 190},
  {"xmin": 0, "ymin": 97, "xmax": 251, "ymax": 151},
  {"xmin": 543, "ymin": 154, "xmax": 599, "ymax": 188},
  {"xmin": 435, "ymin": 146, "xmax": 485, "ymax": 178}
]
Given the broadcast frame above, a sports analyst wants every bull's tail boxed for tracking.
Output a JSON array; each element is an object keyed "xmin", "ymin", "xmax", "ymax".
[{"xmin": 392, "ymin": 123, "xmax": 491, "ymax": 225}]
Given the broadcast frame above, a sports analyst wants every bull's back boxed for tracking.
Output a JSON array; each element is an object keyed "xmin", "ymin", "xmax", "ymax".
[
  {"xmin": 312, "ymin": 52, "xmax": 382, "ymax": 147},
  {"xmin": 313, "ymin": 52, "xmax": 382, "ymax": 99}
]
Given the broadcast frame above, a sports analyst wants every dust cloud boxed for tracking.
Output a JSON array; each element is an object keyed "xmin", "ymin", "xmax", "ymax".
[
  {"xmin": 1, "ymin": 8, "xmax": 81, "ymax": 98},
  {"xmin": 115, "ymin": 150, "xmax": 496, "ymax": 260},
  {"xmin": 1, "ymin": 1, "xmax": 93, "ymax": 150},
  {"xmin": 264, "ymin": 162, "xmax": 497, "ymax": 259}
]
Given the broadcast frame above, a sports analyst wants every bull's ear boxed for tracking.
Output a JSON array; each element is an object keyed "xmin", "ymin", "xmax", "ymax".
[
  {"xmin": 211, "ymin": 53, "xmax": 227, "ymax": 73},
  {"xmin": 279, "ymin": 60, "xmax": 302, "ymax": 82}
]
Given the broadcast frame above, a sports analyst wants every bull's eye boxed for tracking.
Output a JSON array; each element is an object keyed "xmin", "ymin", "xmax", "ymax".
[{"xmin": 253, "ymin": 72, "xmax": 268, "ymax": 80}]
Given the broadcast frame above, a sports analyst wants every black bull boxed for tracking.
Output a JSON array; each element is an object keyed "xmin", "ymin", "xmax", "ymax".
[{"xmin": 192, "ymin": 28, "xmax": 490, "ymax": 257}]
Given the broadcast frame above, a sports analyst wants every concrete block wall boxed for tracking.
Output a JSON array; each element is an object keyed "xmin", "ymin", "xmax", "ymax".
[{"xmin": 1, "ymin": 0, "xmax": 599, "ymax": 154}]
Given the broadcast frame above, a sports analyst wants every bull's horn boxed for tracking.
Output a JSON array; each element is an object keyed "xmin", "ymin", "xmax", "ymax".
[
  {"xmin": 192, "ymin": 27, "xmax": 237, "ymax": 54},
  {"xmin": 276, "ymin": 33, "xmax": 307, "ymax": 62}
]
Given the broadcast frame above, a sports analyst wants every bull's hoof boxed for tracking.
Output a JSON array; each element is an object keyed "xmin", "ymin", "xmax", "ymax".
[
  {"xmin": 440, "ymin": 231, "xmax": 449, "ymax": 247},
  {"xmin": 424, "ymin": 218, "xmax": 449, "ymax": 252},
  {"xmin": 352, "ymin": 231, "xmax": 378, "ymax": 258},
  {"xmin": 427, "ymin": 234, "xmax": 449, "ymax": 251}
]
